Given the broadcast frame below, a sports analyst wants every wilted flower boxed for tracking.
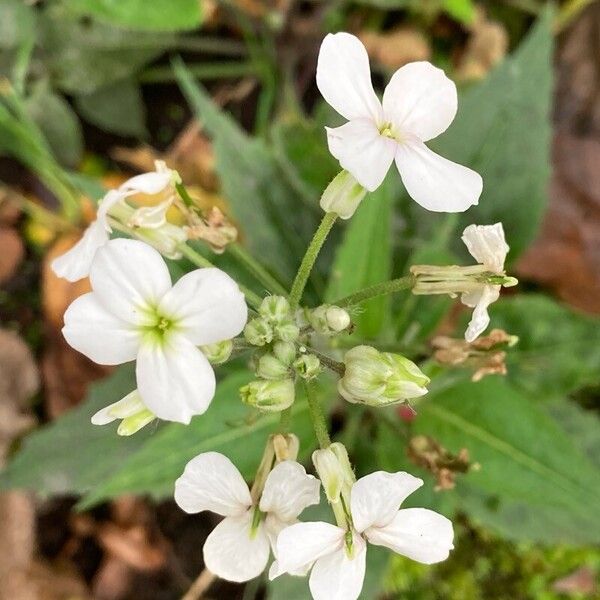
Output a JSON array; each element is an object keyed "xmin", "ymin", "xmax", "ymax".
[
  {"xmin": 271, "ymin": 470, "xmax": 454, "ymax": 600},
  {"xmin": 63, "ymin": 239, "xmax": 247, "ymax": 424},
  {"xmin": 316, "ymin": 32, "xmax": 482, "ymax": 215},
  {"xmin": 175, "ymin": 452, "xmax": 320, "ymax": 582}
]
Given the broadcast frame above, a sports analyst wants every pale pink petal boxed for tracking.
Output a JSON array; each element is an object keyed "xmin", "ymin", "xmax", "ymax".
[
  {"xmin": 461, "ymin": 223, "xmax": 509, "ymax": 272},
  {"xmin": 316, "ymin": 32, "xmax": 383, "ymax": 122},
  {"xmin": 136, "ymin": 334, "xmax": 215, "ymax": 424},
  {"xmin": 203, "ymin": 513, "xmax": 270, "ymax": 582},
  {"xmin": 309, "ymin": 533, "xmax": 367, "ymax": 600},
  {"xmin": 326, "ymin": 119, "xmax": 396, "ymax": 192},
  {"xmin": 365, "ymin": 507, "xmax": 454, "ymax": 564},
  {"xmin": 383, "ymin": 62, "xmax": 457, "ymax": 142},
  {"xmin": 350, "ymin": 471, "xmax": 423, "ymax": 534},
  {"xmin": 395, "ymin": 139, "xmax": 482, "ymax": 212},
  {"xmin": 157, "ymin": 268, "xmax": 247, "ymax": 346},
  {"xmin": 272, "ymin": 522, "xmax": 345, "ymax": 578},
  {"xmin": 259, "ymin": 461, "xmax": 321, "ymax": 522},
  {"xmin": 174, "ymin": 452, "xmax": 252, "ymax": 516},
  {"xmin": 89, "ymin": 238, "xmax": 172, "ymax": 325},
  {"xmin": 462, "ymin": 285, "xmax": 500, "ymax": 342},
  {"xmin": 62, "ymin": 293, "xmax": 140, "ymax": 365}
]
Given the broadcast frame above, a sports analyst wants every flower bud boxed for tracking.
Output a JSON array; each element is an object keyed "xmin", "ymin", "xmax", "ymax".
[
  {"xmin": 293, "ymin": 354, "xmax": 321, "ymax": 380},
  {"xmin": 240, "ymin": 379, "xmax": 295, "ymax": 412},
  {"xmin": 320, "ymin": 170, "xmax": 367, "ymax": 220},
  {"xmin": 257, "ymin": 353, "xmax": 290, "ymax": 380},
  {"xmin": 312, "ymin": 447, "xmax": 343, "ymax": 502},
  {"xmin": 244, "ymin": 317, "xmax": 273, "ymax": 346},
  {"xmin": 201, "ymin": 340, "xmax": 233, "ymax": 365},
  {"xmin": 309, "ymin": 304, "xmax": 351, "ymax": 336},
  {"xmin": 273, "ymin": 341, "xmax": 296, "ymax": 365},
  {"xmin": 259, "ymin": 295, "xmax": 291, "ymax": 324},
  {"xmin": 338, "ymin": 345, "xmax": 430, "ymax": 406},
  {"xmin": 275, "ymin": 319, "xmax": 300, "ymax": 342}
]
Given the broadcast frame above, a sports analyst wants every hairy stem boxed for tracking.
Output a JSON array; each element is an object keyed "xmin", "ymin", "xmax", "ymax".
[
  {"xmin": 304, "ymin": 381, "xmax": 331, "ymax": 449},
  {"xmin": 333, "ymin": 275, "xmax": 416, "ymax": 308},
  {"xmin": 288, "ymin": 212, "xmax": 337, "ymax": 309}
]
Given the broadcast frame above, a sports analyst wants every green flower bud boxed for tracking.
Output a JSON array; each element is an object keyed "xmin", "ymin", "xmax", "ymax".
[
  {"xmin": 244, "ymin": 317, "xmax": 273, "ymax": 346},
  {"xmin": 259, "ymin": 295, "xmax": 291, "ymax": 324},
  {"xmin": 309, "ymin": 304, "xmax": 351, "ymax": 336},
  {"xmin": 273, "ymin": 341, "xmax": 296, "ymax": 365},
  {"xmin": 275, "ymin": 319, "xmax": 300, "ymax": 342},
  {"xmin": 338, "ymin": 345, "xmax": 430, "ymax": 406},
  {"xmin": 320, "ymin": 170, "xmax": 367, "ymax": 220},
  {"xmin": 201, "ymin": 339, "xmax": 233, "ymax": 364},
  {"xmin": 240, "ymin": 379, "xmax": 295, "ymax": 412},
  {"xmin": 257, "ymin": 353, "xmax": 290, "ymax": 380},
  {"xmin": 293, "ymin": 354, "xmax": 321, "ymax": 380}
]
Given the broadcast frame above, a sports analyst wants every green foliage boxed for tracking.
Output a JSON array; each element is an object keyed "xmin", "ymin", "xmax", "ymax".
[{"xmin": 61, "ymin": 0, "xmax": 203, "ymax": 31}]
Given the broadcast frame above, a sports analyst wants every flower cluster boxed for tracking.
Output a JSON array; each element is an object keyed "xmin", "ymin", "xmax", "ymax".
[{"xmin": 47, "ymin": 29, "xmax": 522, "ymax": 600}]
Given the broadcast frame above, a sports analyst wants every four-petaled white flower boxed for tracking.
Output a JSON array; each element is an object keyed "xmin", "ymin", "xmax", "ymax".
[
  {"xmin": 461, "ymin": 223, "xmax": 510, "ymax": 342},
  {"xmin": 52, "ymin": 162, "xmax": 176, "ymax": 282},
  {"xmin": 62, "ymin": 238, "xmax": 247, "ymax": 424},
  {"xmin": 271, "ymin": 471, "xmax": 453, "ymax": 600},
  {"xmin": 317, "ymin": 32, "xmax": 482, "ymax": 212},
  {"xmin": 174, "ymin": 452, "xmax": 321, "ymax": 582}
]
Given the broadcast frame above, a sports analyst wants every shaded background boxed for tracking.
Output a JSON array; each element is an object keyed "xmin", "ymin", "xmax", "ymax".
[{"xmin": 0, "ymin": 0, "xmax": 599, "ymax": 598}]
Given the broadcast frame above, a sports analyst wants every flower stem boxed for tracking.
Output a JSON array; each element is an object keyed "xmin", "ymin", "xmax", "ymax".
[
  {"xmin": 304, "ymin": 381, "xmax": 331, "ymax": 449},
  {"xmin": 306, "ymin": 347, "xmax": 345, "ymax": 376},
  {"xmin": 333, "ymin": 275, "xmax": 416, "ymax": 308},
  {"xmin": 178, "ymin": 243, "xmax": 263, "ymax": 310},
  {"xmin": 278, "ymin": 407, "xmax": 292, "ymax": 433},
  {"xmin": 227, "ymin": 243, "xmax": 289, "ymax": 296},
  {"xmin": 288, "ymin": 212, "xmax": 337, "ymax": 309}
]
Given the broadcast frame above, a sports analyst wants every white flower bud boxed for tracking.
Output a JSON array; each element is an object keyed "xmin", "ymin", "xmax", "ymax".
[
  {"xmin": 240, "ymin": 379, "xmax": 295, "ymax": 412},
  {"xmin": 320, "ymin": 170, "xmax": 367, "ymax": 220},
  {"xmin": 259, "ymin": 295, "xmax": 291, "ymax": 324},
  {"xmin": 312, "ymin": 447, "xmax": 343, "ymax": 502},
  {"xmin": 201, "ymin": 340, "xmax": 233, "ymax": 365},
  {"xmin": 338, "ymin": 345, "xmax": 430, "ymax": 406},
  {"xmin": 257, "ymin": 353, "xmax": 290, "ymax": 380},
  {"xmin": 273, "ymin": 341, "xmax": 297, "ymax": 365},
  {"xmin": 244, "ymin": 318, "xmax": 273, "ymax": 346},
  {"xmin": 309, "ymin": 304, "xmax": 351, "ymax": 336},
  {"xmin": 293, "ymin": 354, "xmax": 321, "ymax": 380}
]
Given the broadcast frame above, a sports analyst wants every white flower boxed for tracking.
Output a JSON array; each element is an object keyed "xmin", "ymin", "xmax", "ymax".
[
  {"xmin": 174, "ymin": 452, "xmax": 320, "ymax": 582},
  {"xmin": 62, "ymin": 238, "xmax": 247, "ymax": 424},
  {"xmin": 317, "ymin": 32, "xmax": 482, "ymax": 212},
  {"xmin": 461, "ymin": 223, "xmax": 510, "ymax": 342},
  {"xmin": 51, "ymin": 162, "xmax": 176, "ymax": 282},
  {"xmin": 271, "ymin": 471, "xmax": 453, "ymax": 600}
]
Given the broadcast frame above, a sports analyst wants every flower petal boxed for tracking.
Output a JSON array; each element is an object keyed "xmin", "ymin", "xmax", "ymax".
[
  {"xmin": 259, "ymin": 461, "xmax": 321, "ymax": 522},
  {"xmin": 121, "ymin": 170, "xmax": 173, "ymax": 195},
  {"xmin": 51, "ymin": 220, "xmax": 109, "ymax": 282},
  {"xmin": 350, "ymin": 471, "xmax": 423, "ymax": 533},
  {"xmin": 272, "ymin": 521, "xmax": 345, "ymax": 578},
  {"xmin": 309, "ymin": 533, "xmax": 367, "ymax": 600},
  {"xmin": 174, "ymin": 451, "xmax": 252, "ymax": 516},
  {"xmin": 203, "ymin": 513, "xmax": 270, "ymax": 582},
  {"xmin": 462, "ymin": 285, "xmax": 500, "ymax": 342},
  {"xmin": 316, "ymin": 32, "xmax": 383, "ymax": 122},
  {"xmin": 395, "ymin": 140, "xmax": 482, "ymax": 212},
  {"xmin": 157, "ymin": 268, "xmax": 247, "ymax": 346},
  {"xmin": 136, "ymin": 334, "xmax": 215, "ymax": 423},
  {"xmin": 326, "ymin": 119, "xmax": 396, "ymax": 192},
  {"xmin": 383, "ymin": 62, "xmax": 457, "ymax": 142},
  {"xmin": 365, "ymin": 507, "xmax": 454, "ymax": 564},
  {"xmin": 91, "ymin": 389, "xmax": 144, "ymax": 425},
  {"xmin": 89, "ymin": 238, "xmax": 172, "ymax": 325},
  {"xmin": 461, "ymin": 223, "xmax": 509, "ymax": 272},
  {"xmin": 62, "ymin": 293, "xmax": 140, "ymax": 365}
]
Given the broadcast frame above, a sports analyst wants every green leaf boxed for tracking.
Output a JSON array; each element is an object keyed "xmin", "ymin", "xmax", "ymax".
[
  {"xmin": 25, "ymin": 85, "xmax": 83, "ymax": 167},
  {"xmin": 413, "ymin": 378, "xmax": 600, "ymax": 544},
  {"xmin": 326, "ymin": 178, "xmax": 394, "ymax": 338},
  {"xmin": 75, "ymin": 78, "xmax": 147, "ymax": 138},
  {"xmin": 431, "ymin": 9, "xmax": 553, "ymax": 259},
  {"xmin": 489, "ymin": 294, "xmax": 600, "ymax": 397},
  {"xmin": 61, "ymin": 0, "xmax": 202, "ymax": 31},
  {"xmin": 174, "ymin": 58, "xmax": 320, "ymax": 284},
  {"xmin": 443, "ymin": 0, "xmax": 475, "ymax": 24}
]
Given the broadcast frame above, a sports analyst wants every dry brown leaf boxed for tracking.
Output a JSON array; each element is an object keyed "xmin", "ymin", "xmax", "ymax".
[
  {"xmin": 0, "ymin": 227, "xmax": 24, "ymax": 285},
  {"xmin": 360, "ymin": 28, "xmax": 431, "ymax": 70}
]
